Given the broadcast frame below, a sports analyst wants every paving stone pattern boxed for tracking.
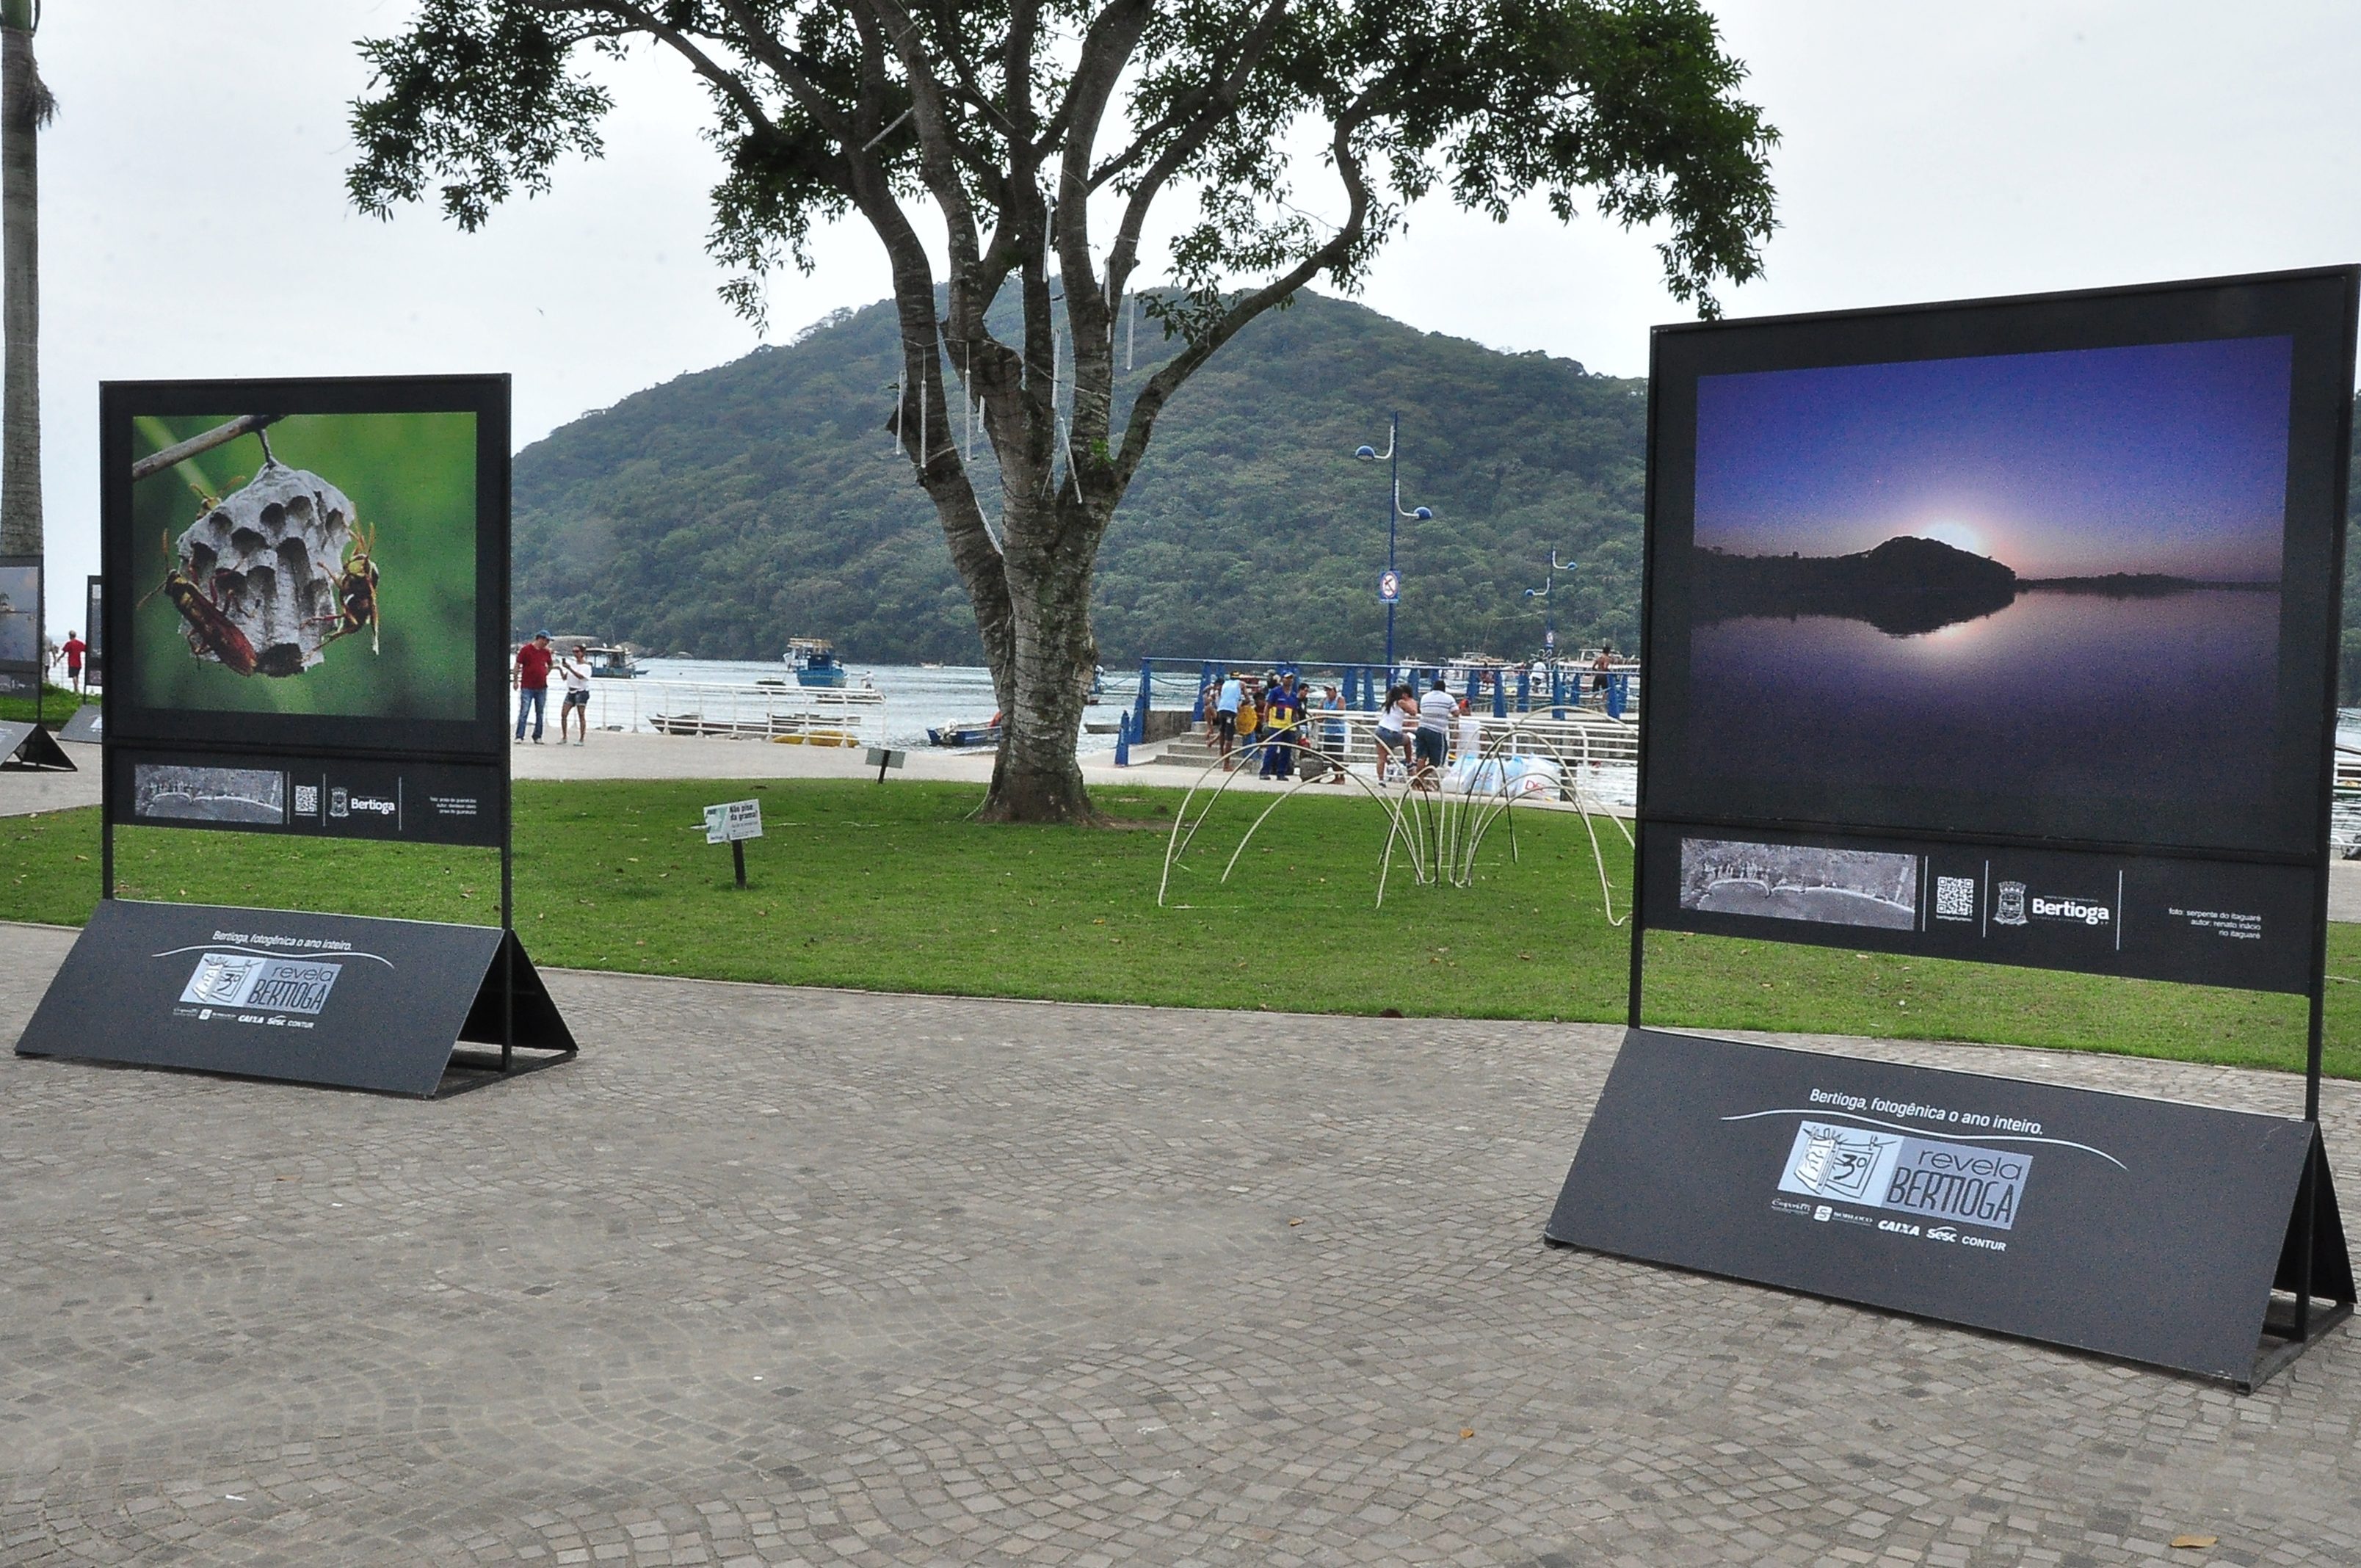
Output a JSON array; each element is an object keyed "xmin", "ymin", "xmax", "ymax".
[{"xmin": 2, "ymin": 921, "xmax": 2358, "ymax": 1567}]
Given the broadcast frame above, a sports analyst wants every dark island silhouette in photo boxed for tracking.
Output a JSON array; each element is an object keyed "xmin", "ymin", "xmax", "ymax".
[
  {"xmin": 1694, "ymin": 535, "xmax": 2017, "ymax": 636},
  {"xmin": 1694, "ymin": 534, "xmax": 2279, "ymax": 637},
  {"xmin": 1680, "ymin": 334, "xmax": 2294, "ymax": 812}
]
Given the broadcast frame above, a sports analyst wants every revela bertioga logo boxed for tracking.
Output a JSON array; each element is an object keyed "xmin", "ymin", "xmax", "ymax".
[
  {"xmin": 179, "ymin": 952, "xmax": 344, "ymax": 1016},
  {"xmin": 1779, "ymin": 1120, "xmax": 2030, "ymax": 1230}
]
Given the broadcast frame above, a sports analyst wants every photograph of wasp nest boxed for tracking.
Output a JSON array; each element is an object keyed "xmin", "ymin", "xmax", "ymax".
[{"xmin": 132, "ymin": 415, "xmax": 379, "ymax": 680}]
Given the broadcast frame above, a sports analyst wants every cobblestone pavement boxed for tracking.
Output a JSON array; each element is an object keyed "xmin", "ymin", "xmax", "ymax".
[
  {"xmin": 0, "ymin": 741, "xmax": 99, "ymax": 817},
  {"xmin": 3, "ymin": 921, "xmax": 2359, "ymax": 1567}
]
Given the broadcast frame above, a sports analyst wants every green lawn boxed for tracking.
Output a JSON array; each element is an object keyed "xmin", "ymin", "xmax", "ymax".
[
  {"xmin": 1, "ymin": 776, "xmax": 2353, "ymax": 1078},
  {"xmin": 0, "ymin": 682, "xmax": 85, "ymax": 724}
]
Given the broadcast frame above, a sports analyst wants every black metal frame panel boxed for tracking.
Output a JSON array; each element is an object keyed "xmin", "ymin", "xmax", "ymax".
[
  {"xmin": 98, "ymin": 375, "xmax": 511, "ymax": 763},
  {"xmin": 1639, "ymin": 267, "xmax": 2355, "ymax": 859},
  {"xmin": 51, "ymin": 372, "xmax": 569, "ymax": 1090},
  {"xmin": 1578, "ymin": 267, "xmax": 2361, "ymax": 1387}
]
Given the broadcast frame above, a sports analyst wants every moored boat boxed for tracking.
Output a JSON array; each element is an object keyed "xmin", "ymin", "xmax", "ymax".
[
  {"xmin": 583, "ymin": 642, "xmax": 639, "ymax": 678},
  {"xmin": 786, "ymin": 636, "xmax": 849, "ymax": 688},
  {"xmin": 927, "ymin": 719, "xmax": 1002, "ymax": 748}
]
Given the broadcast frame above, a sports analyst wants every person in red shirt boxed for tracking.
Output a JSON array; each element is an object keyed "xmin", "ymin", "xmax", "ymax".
[
  {"xmin": 514, "ymin": 631, "xmax": 554, "ymax": 743},
  {"xmin": 59, "ymin": 631, "xmax": 86, "ymax": 692}
]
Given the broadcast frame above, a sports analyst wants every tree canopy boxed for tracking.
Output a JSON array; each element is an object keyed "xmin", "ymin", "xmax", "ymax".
[{"xmin": 350, "ymin": 0, "xmax": 1775, "ymax": 819}]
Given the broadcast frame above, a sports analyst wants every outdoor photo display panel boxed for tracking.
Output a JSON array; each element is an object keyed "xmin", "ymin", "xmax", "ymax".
[
  {"xmin": 0, "ymin": 556, "xmax": 39, "ymax": 698},
  {"xmin": 101, "ymin": 377, "xmax": 511, "ymax": 764},
  {"xmin": 1640, "ymin": 269, "xmax": 2358, "ymax": 979},
  {"xmin": 84, "ymin": 574, "xmax": 102, "ymax": 684}
]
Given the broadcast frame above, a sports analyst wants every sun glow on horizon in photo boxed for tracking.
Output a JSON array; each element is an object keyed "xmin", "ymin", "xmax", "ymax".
[{"xmin": 1915, "ymin": 520, "xmax": 1989, "ymax": 558}]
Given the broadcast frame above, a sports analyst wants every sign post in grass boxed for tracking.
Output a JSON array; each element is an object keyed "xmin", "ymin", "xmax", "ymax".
[{"xmin": 704, "ymin": 798, "xmax": 762, "ymax": 888}]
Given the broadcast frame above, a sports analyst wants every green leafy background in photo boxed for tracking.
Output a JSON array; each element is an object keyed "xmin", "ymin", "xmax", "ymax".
[{"xmin": 128, "ymin": 411, "xmax": 478, "ymax": 719}]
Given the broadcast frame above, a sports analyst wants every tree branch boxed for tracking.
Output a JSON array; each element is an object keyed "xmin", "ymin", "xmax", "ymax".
[
  {"xmin": 1102, "ymin": 0, "xmax": 1291, "ymax": 307},
  {"xmin": 1111, "ymin": 103, "xmax": 1377, "ymax": 500}
]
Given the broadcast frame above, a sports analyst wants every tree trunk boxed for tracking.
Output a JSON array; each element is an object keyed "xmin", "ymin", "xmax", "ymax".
[
  {"xmin": 0, "ymin": 15, "xmax": 43, "ymax": 562},
  {"xmin": 981, "ymin": 508, "xmax": 1104, "ymax": 824}
]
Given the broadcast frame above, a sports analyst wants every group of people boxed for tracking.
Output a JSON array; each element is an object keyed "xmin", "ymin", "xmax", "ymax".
[
  {"xmin": 513, "ymin": 630, "xmax": 596, "ymax": 744},
  {"xmin": 1371, "ymin": 680, "xmax": 1476, "ymax": 791},
  {"xmin": 1202, "ymin": 669, "xmax": 1350, "ymax": 781},
  {"xmin": 1202, "ymin": 668, "xmax": 1488, "ymax": 792}
]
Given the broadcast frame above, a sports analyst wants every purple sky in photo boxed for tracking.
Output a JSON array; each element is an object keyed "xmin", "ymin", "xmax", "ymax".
[{"xmin": 1692, "ymin": 335, "xmax": 2292, "ymax": 581}]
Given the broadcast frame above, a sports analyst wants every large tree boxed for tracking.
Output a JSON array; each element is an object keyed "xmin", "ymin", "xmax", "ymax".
[
  {"xmin": 349, "ymin": 0, "xmax": 1775, "ymax": 822},
  {"xmin": 0, "ymin": 0, "xmax": 53, "ymax": 562}
]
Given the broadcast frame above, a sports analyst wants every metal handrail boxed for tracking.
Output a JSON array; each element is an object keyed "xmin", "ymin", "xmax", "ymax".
[{"xmin": 568, "ymin": 679, "xmax": 889, "ymax": 747}]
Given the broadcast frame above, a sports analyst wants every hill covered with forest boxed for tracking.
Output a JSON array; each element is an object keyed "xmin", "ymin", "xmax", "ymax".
[{"xmin": 512, "ymin": 289, "xmax": 1647, "ymax": 664}]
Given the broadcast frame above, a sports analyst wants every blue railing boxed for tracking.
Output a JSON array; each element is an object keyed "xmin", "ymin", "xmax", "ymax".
[{"xmin": 1130, "ymin": 655, "xmax": 1634, "ymax": 734}]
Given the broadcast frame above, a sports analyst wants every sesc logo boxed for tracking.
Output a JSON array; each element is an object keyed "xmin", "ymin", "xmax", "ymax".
[
  {"xmin": 1813, "ymin": 1205, "xmax": 1832, "ymax": 1222},
  {"xmin": 1926, "ymin": 1226, "xmax": 1959, "ymax": 1243}
]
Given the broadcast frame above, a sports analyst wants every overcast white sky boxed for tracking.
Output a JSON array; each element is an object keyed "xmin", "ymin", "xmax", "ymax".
[{"xmin": 17, "ymin": 1, "xmax": 2361, "ymax": 636}]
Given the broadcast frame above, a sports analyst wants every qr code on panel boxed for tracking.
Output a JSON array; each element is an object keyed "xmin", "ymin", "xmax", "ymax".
[
  {"xmin": 1934, "ymin": 876, "xmax": 1975, "ymax": 920},
  {"xmin": 294, "ymin": 784, "xmax": 319, "ymax": 817}
]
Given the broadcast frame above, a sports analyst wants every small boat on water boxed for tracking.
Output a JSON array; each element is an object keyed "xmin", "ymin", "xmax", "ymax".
[
  {"xmin": 583, "ymin": 643, "xmax": 639, "ymax": 678},
  {"xmin": 927, "ymin": 719, "xmax": 1002, "ymax": 749},
  {"xmin": 786, "ymin": 636, "xmax": 848, "ymax": 688}
]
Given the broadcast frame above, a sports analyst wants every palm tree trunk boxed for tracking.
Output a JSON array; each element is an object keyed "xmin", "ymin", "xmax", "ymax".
[{"xmin": 0, "ymin": 7, "xmax": 47, "ymax": 561}]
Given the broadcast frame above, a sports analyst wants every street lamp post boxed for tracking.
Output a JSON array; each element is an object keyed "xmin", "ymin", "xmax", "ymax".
[
  {"xmin": 1355, "ymin": 413, "xmax": 1432, "ymax": 689},
  {"xmin": 1524, "ymin": 548, "xmax": 1573, "ymax": 716}
]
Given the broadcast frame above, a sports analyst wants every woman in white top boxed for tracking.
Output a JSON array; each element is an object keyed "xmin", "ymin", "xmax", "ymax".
[
  {"xmin": 1373, "ymin": 683, "xmax": 1415, "ymax": 783},
  {"xmin": 559, "ymin": 645, "xmax": 595, "ymax": 745}
]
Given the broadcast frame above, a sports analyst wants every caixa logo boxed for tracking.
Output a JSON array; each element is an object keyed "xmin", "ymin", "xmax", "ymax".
[{"xmin": 2030, "ymin": 895, "xmax": 2111, "ymax": 926}]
